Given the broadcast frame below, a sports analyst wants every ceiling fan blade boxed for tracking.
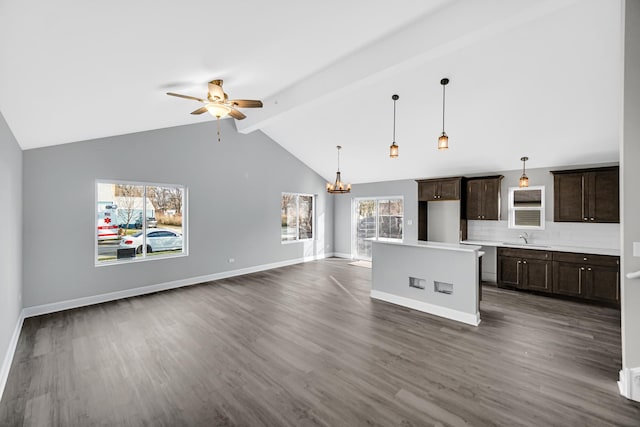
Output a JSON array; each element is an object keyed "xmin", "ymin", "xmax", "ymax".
[
  {"xmin": 229, "ymin": 99, "xmax": 263, "ymax": 108},
  {"xmin": 167, "ymin": 92, "xmax": 206, "ymax": 103},
  {"xmin": 190, "ymin": 107, "xmax": 208, "ymax": 115},
  {"xmin": 228, "ymin": 108, "xmax": 246, "ymax": 120}
]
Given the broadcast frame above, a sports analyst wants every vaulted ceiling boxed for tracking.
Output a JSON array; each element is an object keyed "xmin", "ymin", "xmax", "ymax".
[{"xmin": 0, "ymin": 0, "xmax": 622, "ymax": 184}]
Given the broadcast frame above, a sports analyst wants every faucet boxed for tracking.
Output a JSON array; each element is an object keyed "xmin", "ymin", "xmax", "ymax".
[{"xmin": 519, "ymin": 232, "xmax": 529, "ymax": 244}]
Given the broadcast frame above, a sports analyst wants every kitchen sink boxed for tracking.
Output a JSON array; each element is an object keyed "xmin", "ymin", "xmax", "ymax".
[{"xmin": 501, "ymin": 242, "xmax": 550, "ymax": 249}]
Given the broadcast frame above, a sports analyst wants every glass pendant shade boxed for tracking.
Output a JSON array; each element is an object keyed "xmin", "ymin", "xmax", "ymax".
[
  {"xmin": 390, "ymin": 142, "xmax": 399, "ymax": 158},
  {"xmin": 519, "ymin": 156, "xmax": 529, "ymax": 187},
  {"xmin": 438, "ymin": 132, "xmax": 449, "ymax": 150}
]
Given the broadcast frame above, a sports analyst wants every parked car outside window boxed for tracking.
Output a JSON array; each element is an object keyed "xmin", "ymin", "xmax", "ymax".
[
  {"xmin": 119, "ymin": 228, "xmax": 183, "ymax": 254},
  {"xmin": 135, "ymin": 217, "xmax": 158, "ymax": 229}
]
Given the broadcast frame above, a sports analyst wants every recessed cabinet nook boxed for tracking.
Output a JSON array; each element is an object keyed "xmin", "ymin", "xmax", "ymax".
[{"xmin": 418, "ymin": 165, "xmax": 620, "ymax": 307}]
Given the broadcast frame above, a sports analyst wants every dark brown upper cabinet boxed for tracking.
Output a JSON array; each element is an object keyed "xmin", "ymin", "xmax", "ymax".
[
  {"xmin": 465, "ymin": 176, "xmax": 503, "ymax": 220},
  {"xmin": 417, "ymin": 177, "xmax": 462, "ymax": 201},
  {"xmin": 552, "ymin": 166, "xmax": 619, "ymax": 223}
]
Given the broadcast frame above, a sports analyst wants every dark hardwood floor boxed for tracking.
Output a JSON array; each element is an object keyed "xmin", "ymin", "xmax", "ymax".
[{"xmin": 1, "ymin": 258, "xmax": 639, "ymax": 426}]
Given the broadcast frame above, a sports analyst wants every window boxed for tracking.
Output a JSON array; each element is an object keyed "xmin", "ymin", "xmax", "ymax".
[
  {"xmin": 508, "ymin": 186, "xmax": 545, "ymax": 230},
  {"xmin": 281, "ymin": 193, "xmax": 314, "ymax": 242},
  {"xmin": 96, "ymin": 181, "xmax": 187, "ymax": 264},
  {"xmin": 354, "ymin": 197, "xmax": 403, "ymax": 260}
]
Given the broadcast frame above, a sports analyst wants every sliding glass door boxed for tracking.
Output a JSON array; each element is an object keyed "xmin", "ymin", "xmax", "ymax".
[{"xmin": 353, "ymin": 197, "xmax": 403, "ymax": 260}]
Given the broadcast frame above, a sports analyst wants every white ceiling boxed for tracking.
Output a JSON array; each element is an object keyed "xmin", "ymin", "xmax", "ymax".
[{"xmin": 0, "ymin": 0, "xmax": 622, "ymax": 184}]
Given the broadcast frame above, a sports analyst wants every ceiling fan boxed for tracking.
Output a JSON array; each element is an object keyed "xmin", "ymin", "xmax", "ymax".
[{"xmin": 167, "ymin": 79, "xmax": 263, "ymax": 141}]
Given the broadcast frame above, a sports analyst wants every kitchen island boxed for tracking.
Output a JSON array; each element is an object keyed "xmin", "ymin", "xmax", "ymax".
[{"xmin": 371, "ymin": 240, "xmax": 483, "ymax": 326}]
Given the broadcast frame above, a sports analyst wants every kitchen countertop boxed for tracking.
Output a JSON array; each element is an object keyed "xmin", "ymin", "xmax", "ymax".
[
  {"xmin": 375, "ymin": 239, "xmax": 482, "ymax": 253},
  {"xmin": 460, "ymin": 239, "xmax": 620, "ymax": 257}
]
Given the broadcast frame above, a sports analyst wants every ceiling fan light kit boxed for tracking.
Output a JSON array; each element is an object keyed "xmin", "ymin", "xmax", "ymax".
[
  {"xmin": 438, "ymin": 78, "xmax": 450, "ymax": 151},
  {"xmin": 167, "ymin": 79, "xmax": 263, "ymax": 142},
  {"xmin": 327, "ymin": 146, "xmax": 351, "ymax": 194},
  {"xmin": 390, "ymin": 94, "xmax": 399, "ymax": 158}
]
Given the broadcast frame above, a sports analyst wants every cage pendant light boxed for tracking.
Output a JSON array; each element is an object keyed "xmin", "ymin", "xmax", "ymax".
[
  {"xmin": 438, "ymin": 78, "xmax": 450, "ymax": 150},
  {"xmin": 390, "ymin": 94, "xmax": 399, "ymax": 158},
  {"xmin": 327, "ymin": 146, "xmax": 351, "ymax": 194},
  {"xmin": 519, "ymin": 156, "xmax": 529, "ymax": 187}
]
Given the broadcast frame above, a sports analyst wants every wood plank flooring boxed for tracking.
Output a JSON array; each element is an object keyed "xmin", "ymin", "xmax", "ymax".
[{"xmin": 1, "ymin": 258, "xmax": 639, "ymax": 426}]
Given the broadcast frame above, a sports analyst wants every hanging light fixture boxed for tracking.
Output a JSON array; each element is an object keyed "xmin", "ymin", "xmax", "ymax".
[
  {"xmin": 519, "ymin": 156, "xmax": 529, "ymax": 187},
  {"xmin": 390, "ymin": 94, "xmax": 399, "ymax": 158},
  {"xmin": 438, "ymin": 78, "xmax": 450, "ymax": 150},
  {"xmin": 327, "ymin": 146, "xmax": 351, "ymax": 194}
]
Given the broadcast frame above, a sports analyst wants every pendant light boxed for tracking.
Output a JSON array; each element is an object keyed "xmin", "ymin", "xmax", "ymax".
[
  {"xmin": 390, "ymin": 94, "xmax": 399, "ymax": 158},
  {"xmin": 327, "ymin": 146, "xmax": 351, "ymax": 194},
  {"xmin": 438, "ymin": 78, "xmax": 450, "ymax": 150},
  {"xmin": 519, "ymin": 156, "xmax": 529, "ymax": 187}
]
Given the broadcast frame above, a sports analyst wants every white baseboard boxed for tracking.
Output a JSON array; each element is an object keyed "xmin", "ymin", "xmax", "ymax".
[
  {"xmin": 23, "ymin": 253, "xmax": 331, "ymax": 319},
  {"xmin": 332, "ymin": 252, "xmax": 353, "ymax": 259},
  {"xmin": 0, "ymin": 311, "xmax": 25, "ymax": 402},
  {"xmin": 370, "ymin": 290, "xmax": 480, "ymax": 326},
  {"xmin": 618, "ymin": 367, "xmax": 640, "ymax": 402}
]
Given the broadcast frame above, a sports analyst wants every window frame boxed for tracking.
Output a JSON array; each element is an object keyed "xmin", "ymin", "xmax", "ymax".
[
  {"xmin": 507, "ymin": 185, "xmax": 545, "ymax": 230},
  {"xmin": 95, "ymin": 179, "xmax": 188, "ymax": 266},
  {"xmin": 281, "ymin": 192, "xmax": 315, "ymax": 243}
]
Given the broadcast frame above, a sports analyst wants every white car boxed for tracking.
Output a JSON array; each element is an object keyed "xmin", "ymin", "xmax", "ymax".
[{"xmin": 119, "ymin": 228, "xmax": 183, "ymax": 254}]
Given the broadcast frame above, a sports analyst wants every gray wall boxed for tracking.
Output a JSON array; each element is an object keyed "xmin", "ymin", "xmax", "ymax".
[
  {"xmin": 622, "ymin": 0, "xmax": 640, "ymax": 372},
  {"xmin": 334, "ymin": 179, "xmax": 418, "ymax": 256},
  {"xmin": 0, "ymin": 112, "xmax": 22, "ymax": 372},
  {"xmin": 22, "ymin": 120, "xmax": 333, "ymax": 307}
]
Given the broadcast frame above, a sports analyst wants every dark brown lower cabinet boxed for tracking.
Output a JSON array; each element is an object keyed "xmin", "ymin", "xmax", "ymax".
[
  {"xmin": 497, "ymin": 248, "xmax": 552, "ymax": 293},
  {"xmin": 552, "ymin": 252, "xmax": 620, "ymax": 304},
  {"xmin": 498, "ymin": 247, "xmax": 620, "ymax": 305}
]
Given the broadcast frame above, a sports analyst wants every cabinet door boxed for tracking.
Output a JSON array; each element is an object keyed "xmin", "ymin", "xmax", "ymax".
[
  {"xmin": 466, "ymin": 180, "xmax": 483, "ymax": 220},
  {"xmin": 439, "ymin": 179, "xmax": 460, "ymax": 200},
  {"xmin": 482, "ymin": 178, "xmax": 501, "ymax": 220},
  {"xmin": 419, "ymin": 181, "xmax": 438, "ymax": 201},
  {"xmin": 552, "ymin": 261, "xmax": 585, "ymax": 297},
  {"xmin": 586, "ymin": 265, "xmax": 620, "ymax": 304},
  {"xmin": 523, "ymin": 259, "xmax": 551, "ymax": 292},
  {"xmin": 554, "ymin": 173, "xmax": 585, "ymax": 222},
  {"xmin": 587, "ymin": 169, "xmax": 619, "ymax": 223},
  {"xmin": 498, "ymin": 256, "xmax": 521, "ymax": 287}
]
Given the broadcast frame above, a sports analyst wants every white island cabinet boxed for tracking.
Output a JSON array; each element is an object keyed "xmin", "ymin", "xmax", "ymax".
[{"xmin": 371, "ymin": 240, "xmax": 482, "ymax": 326}]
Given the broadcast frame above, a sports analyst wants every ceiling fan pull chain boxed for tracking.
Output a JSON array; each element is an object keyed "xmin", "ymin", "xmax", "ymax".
[{"xmin": 217, "ymin": 118, "xmax": 221, "ymax": 142}]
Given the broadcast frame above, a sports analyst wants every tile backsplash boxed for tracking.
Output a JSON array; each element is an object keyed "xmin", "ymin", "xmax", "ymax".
[{"xmin": 467, "ymin": 220, "xmax": 620, "ymax": 250}]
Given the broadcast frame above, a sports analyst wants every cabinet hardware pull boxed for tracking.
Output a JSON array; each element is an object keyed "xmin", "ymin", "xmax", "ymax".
[
  {"xmin": 581, "ymin": 267, "xmax": 585, "ymax": 270},
  {"xmin": 581, "ymin": 175, "xmax": 585, "ymax": 220},
  {"xmin": 578, "ymin": 268, "xmax": 582, "ymax": 294},
  {"xmin": 617, "ymin": 272, "xmax": 620, "ymax": 300},
  {"xmin": 583, "ymin": 217, "xmax": 588, "ymax": 221},
  {"xmin": 523, "ymin": 261, "xmax": 527, "ymax": 264},
  {"xmin": 590, "ymin": 218, "xmax": 595, "ymax": 221},
  {"xmin": 587, "ymin": 267, "xmax": 592, "ymax": 271},
  {"xmin": 583, "ymin": 257, "xmax": 587, "ymax": 261}
]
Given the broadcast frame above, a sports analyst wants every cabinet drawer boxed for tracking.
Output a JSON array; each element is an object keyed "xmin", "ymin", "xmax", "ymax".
[
  {"xmin": 552, "ymin": 252, "xmax": 619, "ymax": 267},
  {"xmin": 498, "ymin": 247, "xmax": 551, "ymax": 260}
]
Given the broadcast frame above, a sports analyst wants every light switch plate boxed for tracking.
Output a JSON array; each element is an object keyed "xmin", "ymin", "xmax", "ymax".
[
  {"xmin": 634, "ymin": 242, "xmax": 640, "ymax": 257},
  {"xmin": 407, "ymin": 219, "xmax": 413, "ymax": 225}
]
